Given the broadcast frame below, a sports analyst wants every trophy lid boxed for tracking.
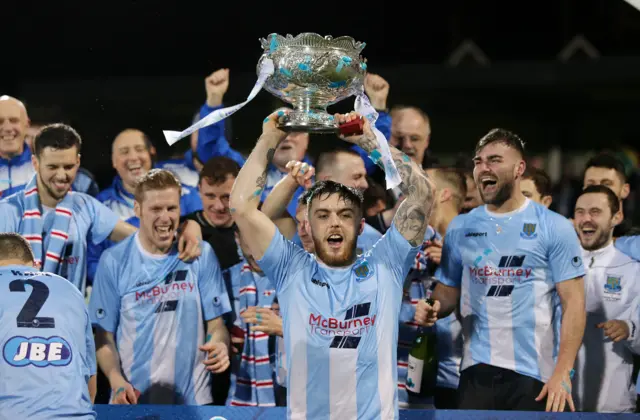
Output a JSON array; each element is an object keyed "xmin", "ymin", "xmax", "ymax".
[{"xmin": 259, "ymin": 33, "xmax": 366, "ymax": 53}]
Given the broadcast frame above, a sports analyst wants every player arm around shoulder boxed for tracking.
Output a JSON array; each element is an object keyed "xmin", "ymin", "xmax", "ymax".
[{"xmin": 229, "ymin": 109, "xmax": 290, "ymax": 260}]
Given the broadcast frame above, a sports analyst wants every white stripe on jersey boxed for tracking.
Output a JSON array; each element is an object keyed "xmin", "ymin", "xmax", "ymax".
[
  {"xmin": 329, "ymin": 348, "xmax": 357, "ymax": 418},
  {"xmin": 486, "ymin": 293, "xmax": 516, "ymax": 372},
  {"xmin": 119, "ymin": 318, "xmax": 136, "ymax": 386},
  {"xmin": 151, "ymin": 309, "xmax": 178, "ymax": 392},
  {"xmin": 533, "ymin": 276, "xmax": 555, "ymax": 381},
  {"xmin": 376, "ymin": 317, "xmax": 396, "ymax": 419},
  {"xmin": 192, "ymin": 294, "xmax": 210, "ymax": 405},
  {"xmin": 289, "ymin": 333, "xmax": 307, "ymax": 419}
]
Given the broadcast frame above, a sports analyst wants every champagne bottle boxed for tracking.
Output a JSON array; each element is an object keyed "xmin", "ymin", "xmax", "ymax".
[{"xmin": 406, "ymin": 298, "xmax": 438, "ymax": 398}]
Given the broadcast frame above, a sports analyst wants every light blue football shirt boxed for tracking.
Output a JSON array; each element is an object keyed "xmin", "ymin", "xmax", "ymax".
[
  {"xmin": 0, "ymin": 192, "xmax": 120, "ymax": 294},
  {"xmin": 89, "ymin": 233, "xmax": 231, "ymax": 405},
  {"xmin": 437, "ymin": 199, "xmax": 585, "ymax": 383},
  {"xmin": 257, "ymin": 223, "xmax": 420, "ymax": 420},
  {"xmin": 615, "ymin": 236, "xmax": 639, "ymax": 261},
  {"xmin": 0, "ymin": 265, "xmax": 96, "ymax": 419}
]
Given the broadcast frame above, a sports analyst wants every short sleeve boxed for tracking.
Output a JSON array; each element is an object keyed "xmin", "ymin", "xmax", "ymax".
[
  {"xmin": 87, "ymin": 197, "xmax": 120, "ymax": 245},
  {"xmin": 369, "ymin": 223, "xmax": 421, "ymax": 288},
  {"xmin": 546, "ymin": 215, "xmax": 585, "ymax": 283},
  {"xmin": 198, "ymin": 243, "xmax": 232, "ymax": 321},
  {"xmin": 256, "ymin": 228, "xmax": 311, "ymax": 294},
  {"xmin": 0, "ymin": 201, "xmax": 20, "ymax": 232},
  {"xmin": 88, "ymin": 253, "xmax": 121, "ymax": 333},
  {"xmin": 615, "ymin": 236, "xmax": 640, "ymax": 261},
  {"xmin": 84, "ymin": 308, "xmax": 97, "ymax": 376},
  {"xmin": 437, "ymin": 219, "xmax": 464, "ymax": 288}
]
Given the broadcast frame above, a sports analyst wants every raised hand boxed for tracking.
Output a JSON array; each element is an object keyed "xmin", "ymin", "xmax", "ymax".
[
  {"xmin": 334, "ymin": 112, "xmax": 376, "ymax": 150},
  {"xmin": 205, "ymin": 68, "xmax": 230, "ymax": 107},
  {"xmin": 285, "ymin": 160, "xmax": 315, "ymax": 189},
  {"xmin": 364, "ymin": 73, "xmax": 389, "ymax": 110}
]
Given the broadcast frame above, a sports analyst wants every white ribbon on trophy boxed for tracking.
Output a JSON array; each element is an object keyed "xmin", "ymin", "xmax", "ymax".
[
  {"xmin": 354, "ymin": 91, "xmax": 402, "ymax": 190},
  {"xmin": 163, "ymin": 59, "xmax": 275, "ymax": 146}
]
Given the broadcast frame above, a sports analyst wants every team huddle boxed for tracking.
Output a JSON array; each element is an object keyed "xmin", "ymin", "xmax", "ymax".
[{"xmin": 0, "ymin": 99, "xmax": 639, "ymax": 420}]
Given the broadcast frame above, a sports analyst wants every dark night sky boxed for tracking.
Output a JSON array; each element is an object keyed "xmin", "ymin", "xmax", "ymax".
[{"xmin": 8, "ymin": 0, "xmax": 640, "ymax": 84}]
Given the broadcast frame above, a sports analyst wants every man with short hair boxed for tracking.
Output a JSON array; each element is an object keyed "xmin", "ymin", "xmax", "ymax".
[
  {"xmin": 416, "ymin": 128, "xmax": 586, "ymax": 412},
  {"xmin": 521, "ymin": 166, "xmax": 553, "ymax": 208},
  {"xmin": 571, "ymin": 185, "xmax": 640, "ymax": 412},
  {"xmin": 0, "ymin": 233, "xmax": 97, "ymax": 418},
  {"xmin": 0, "ymin": 124, "xmax": 202, "ymax": 294},
  {"xmin": 263, "ymin": 150, "xmax": 383, "ymax": 254},
  {"xmin": 184, "ymin": 156, "xmax": 243, "ymax": 271},
  {"xmin": 230, "ymin": 109, "xmax": 435, "ymax": 419},
  {"xmin": 90, "ymin": 169, "xmax": 231, "ymax": 405},
  {"xmin": 583, "ymin": 153, "xmax": 632, "ymax": 237},
  {"xmin": 0, "ymin": 95, "xmax": 98, "ymax": 198}
]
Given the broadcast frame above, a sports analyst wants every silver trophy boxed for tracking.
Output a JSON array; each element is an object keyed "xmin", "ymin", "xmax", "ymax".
[{"xmin": 258, "ymin": 33, "xmax": 367, "ymax": 133}]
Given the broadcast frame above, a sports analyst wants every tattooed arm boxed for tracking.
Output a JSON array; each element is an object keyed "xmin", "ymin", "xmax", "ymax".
[
  {"xmin": 336, "ymin": 112, "xmax": 435, "ymax": 246},
  {"xmin": 229, "ymin": 110, "xmax": 288, "ymax": 259}
]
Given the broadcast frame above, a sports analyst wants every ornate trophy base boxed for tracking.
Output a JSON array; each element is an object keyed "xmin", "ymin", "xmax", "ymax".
[{"xmin": 278, "ymin": 110, "xmax": 338, "ymax": 134}]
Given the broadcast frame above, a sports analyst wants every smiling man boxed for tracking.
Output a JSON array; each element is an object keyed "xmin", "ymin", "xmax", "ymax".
[
  {"xmin": 415, "ymin": 128, "xmax": 586, "ymax": 413},
  {"xmin": 571, "ymin": 185, "xmax": 640, "ymax": 413},
  {"xmin": 90, "ymin": 169, "xmax": 231, "ymax": 405},
  {"xmin": 0, "ymin": 96, "xmax": 99, "ymax": 198},
  {"xmin": 183, "ymin": 156, "xmax": 243, "ymax": 271},
  {"xmin": 0, "ymin": 124, "xmax": 203, "ymax": 295}
]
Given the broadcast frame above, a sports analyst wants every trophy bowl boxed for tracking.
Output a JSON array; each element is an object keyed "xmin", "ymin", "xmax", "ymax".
[{"xmin": 258, "ymin": 33, "xmax": 367, "ymax": 133}]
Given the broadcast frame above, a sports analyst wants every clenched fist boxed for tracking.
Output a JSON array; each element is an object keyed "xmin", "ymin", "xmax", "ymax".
[{"xmin": 205, "ymin": 68, "xmax": 230, "ymax": 107}]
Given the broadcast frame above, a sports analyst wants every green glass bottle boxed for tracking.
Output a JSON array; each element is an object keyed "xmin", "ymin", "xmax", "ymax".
[{"xmin": 406, "ymin": 298, "xmax": 438, "ymax": 398}]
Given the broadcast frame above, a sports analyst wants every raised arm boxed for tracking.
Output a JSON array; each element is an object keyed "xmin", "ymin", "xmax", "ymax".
[
  {"xmin": 261, "ymin": 160, "xmax": 314, "ymax": 220},
  {"xmin": 229, "ymin": 110, "xmax": 289, "ymax": 259},
  {"xmin": 336, "ymin": 112, "xmax": 435, "ymax": 246}
]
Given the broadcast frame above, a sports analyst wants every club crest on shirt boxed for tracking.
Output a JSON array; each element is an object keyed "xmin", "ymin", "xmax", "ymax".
[
  {"xmin": 520, "ymin": 223, "xmax": 537, "ymax": 239},
  {"xmin": 353, "ymin": 260, "xmax": 374, "ymax": 282},
  {"xmin": 604, "ymin": 275, "xmax": 622, "ymax": 301}
]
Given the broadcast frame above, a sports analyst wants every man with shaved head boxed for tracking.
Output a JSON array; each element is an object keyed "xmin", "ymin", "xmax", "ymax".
[{"xmin": 0, "ymin": 95, "xmax": 99, "ymax": 198}]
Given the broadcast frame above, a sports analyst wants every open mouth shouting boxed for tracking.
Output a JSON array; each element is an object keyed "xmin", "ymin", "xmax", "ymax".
[
  {"xmin": 480, "ymin": 175, "xmax": 498, "ymax": 194},
  {"xmin": 326, "ymin": 233, "xmax": 344, "ymax": 250}
]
